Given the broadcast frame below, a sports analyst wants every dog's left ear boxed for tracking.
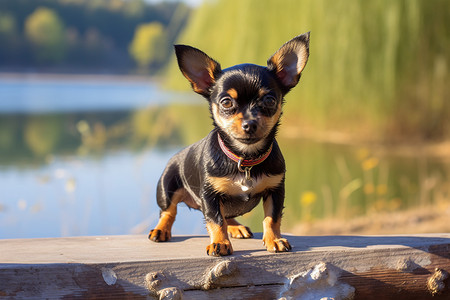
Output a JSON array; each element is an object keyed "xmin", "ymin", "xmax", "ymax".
[
  {"xmin": 174, "ymin": 45, "xmax": 222, "ymax": 97},
  {"xmin": 267, "ymin": 32, "xmax": 310, "ymax": 93}
]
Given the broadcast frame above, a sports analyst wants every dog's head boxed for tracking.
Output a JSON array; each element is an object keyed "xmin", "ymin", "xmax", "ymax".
[{"xmin": 175, "ymin": 32, "xmax": 310, "ymax": 155}]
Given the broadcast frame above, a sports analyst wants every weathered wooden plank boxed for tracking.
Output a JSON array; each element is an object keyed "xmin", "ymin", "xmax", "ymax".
[
  {"xmin": 183, "ymin": 284, "xmax": 283, "ymax": 300},
  {"xmin": 0, "ymin": 233, "xmax": 449, "ymax": 299}
]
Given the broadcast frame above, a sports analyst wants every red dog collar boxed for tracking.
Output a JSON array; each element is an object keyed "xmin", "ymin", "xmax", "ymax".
[{"xmin": 217, "ymin": 133, "xmax": 272, "ymax": 171}]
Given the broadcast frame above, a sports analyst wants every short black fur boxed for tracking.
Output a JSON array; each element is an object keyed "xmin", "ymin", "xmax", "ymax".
[{"xmin": 149, "ymin": 32, "xmax": 310, "ymax": 256}]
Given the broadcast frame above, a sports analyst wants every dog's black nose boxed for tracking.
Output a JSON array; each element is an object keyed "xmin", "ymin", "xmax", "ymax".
[{"xmin": 242, "ymin": 120, "xmax": 257, "ymax": 134}]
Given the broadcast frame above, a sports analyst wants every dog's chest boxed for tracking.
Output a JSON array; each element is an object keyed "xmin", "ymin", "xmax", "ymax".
[{"xmin": 208, "ymin": 173, "xmax": 283, "ymax": 197}]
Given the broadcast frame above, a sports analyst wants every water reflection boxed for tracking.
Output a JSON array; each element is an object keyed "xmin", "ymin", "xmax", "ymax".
[
  {"xmin": 0, "ymin": 103, "xmax": 211, "ymax": 239},
  {"xmin": 1, "ymin": 92, "xmax": 449, "ymax": 238}
]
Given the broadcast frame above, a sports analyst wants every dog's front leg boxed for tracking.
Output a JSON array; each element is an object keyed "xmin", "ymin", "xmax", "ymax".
[
  {"xmin": 262, "ymin": 182, "xmax": 292, "ymax": 253},
  {"xmin": 202, "ymin": 191, "xmax": 233, "ymax": 256}
]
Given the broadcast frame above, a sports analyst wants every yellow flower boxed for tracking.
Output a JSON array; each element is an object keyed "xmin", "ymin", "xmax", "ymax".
[{"xmin": 300, "ymin": 191, "xmax": 317, "ymax": 206}]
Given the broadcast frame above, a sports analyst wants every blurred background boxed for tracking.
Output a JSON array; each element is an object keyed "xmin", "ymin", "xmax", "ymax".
[{"xmin": 0, "ymin": 0, "xmax": 449, "ymax": 239}]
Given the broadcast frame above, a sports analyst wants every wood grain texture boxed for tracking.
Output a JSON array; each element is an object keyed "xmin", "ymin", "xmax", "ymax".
[{"xmin": 1, "ymin": 233, "xmax": 449, "ymax": 299}]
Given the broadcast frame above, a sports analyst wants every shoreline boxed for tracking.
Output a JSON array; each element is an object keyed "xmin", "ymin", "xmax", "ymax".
[
  {"xmin": 291, "ymin": 200, "xmax": 450, "ymax": 236},
  {"xmin": 0, "ymin": 71, "xmax": 158, "ymax": 83},
  {"xmin": 281, "ymin": 124, "xmax": 450, "ymax": 160}
]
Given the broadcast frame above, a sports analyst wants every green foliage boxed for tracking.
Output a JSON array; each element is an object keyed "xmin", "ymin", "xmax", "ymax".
[
  {"xmin": 25, "ymin": 7, "xmax": 66, "ymax": 63},
  {"xmin": 166, "ymin": 0, "xmax": 450, "ymax": 141},
  {"xmin": 129, "ymin": 22, "xmax": 165, "ymax": 71}
]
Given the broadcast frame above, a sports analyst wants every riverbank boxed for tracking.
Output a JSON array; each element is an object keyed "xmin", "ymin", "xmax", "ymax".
[
  {"xmin": 291, "ymin": 200, "xmax": 450, "ymax": 236},
  {"xmin": 0, "ymin": 71, "xmax": 155, "ymax": 83},
  {"xmin": 282, "ymin": 124, "xmax": 450, "ymax": 160}
]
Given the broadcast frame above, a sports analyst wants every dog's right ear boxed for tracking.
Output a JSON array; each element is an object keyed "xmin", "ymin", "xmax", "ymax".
[{"xmin": 174, "ymin": 45, "xmax": 222, "ymax": 97}]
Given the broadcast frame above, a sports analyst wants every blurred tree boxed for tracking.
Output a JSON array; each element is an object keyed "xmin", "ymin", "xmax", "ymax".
[
  {"xmin": 0, "ymin": 0, "xmax": 188, "ymax": 71},
  {"xmin": 24, "ymin": 7, "xmax": 67, "ymax": 64},
  {"xmin": 128, "ymin": 22, "xmax": 165, "ymax": 71}
]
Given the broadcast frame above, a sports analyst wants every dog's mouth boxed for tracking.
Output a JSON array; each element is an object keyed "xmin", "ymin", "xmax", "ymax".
[{"xmin": 236, "ymin": 136, "xmax": 261, "ymax": 144}]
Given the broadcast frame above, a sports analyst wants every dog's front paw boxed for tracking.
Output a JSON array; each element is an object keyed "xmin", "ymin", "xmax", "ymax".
[
  {"xmin": 206, "ymin": 241, "xmax": 233, "ymax": 256},
  {"xmin": 227, "ymin": 225, "xmax": 254, "ymax": 239},
  {"xmin": 148, "ymin": 228, "xmax": 171, "ymax": 242},
  {"xmin": 263, "ymin": 236, "xmax": 292, "ymax": 253}
]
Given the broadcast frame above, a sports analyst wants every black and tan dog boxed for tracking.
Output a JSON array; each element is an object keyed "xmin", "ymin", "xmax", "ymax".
[{"xmin": 149, "ymin": 32, "xmax": 310, "ymax": 256}]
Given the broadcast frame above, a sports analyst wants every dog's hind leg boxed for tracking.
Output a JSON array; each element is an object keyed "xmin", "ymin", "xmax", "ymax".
[
  {"xmin": 226, "ymin": 218, "xmax": 253, "ymax": 239},
  {"xmin": 149, "ymin": 188, "xmax": 188, "ymax": 242},
  {"xmin": 149, "ymin": 161, "xmax": 185, "ymax": 242}
]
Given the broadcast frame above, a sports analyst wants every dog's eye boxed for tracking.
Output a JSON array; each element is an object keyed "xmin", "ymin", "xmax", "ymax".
[
  {"xmin": 220, "ymin": 97, "xmax": 234, "ymax": 109},
  {"xmin": 263, "ymin": 96, "xmax": 277, "ymax": 108}
]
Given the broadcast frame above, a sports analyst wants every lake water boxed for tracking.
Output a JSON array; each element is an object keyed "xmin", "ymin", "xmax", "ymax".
[
  {"xmin": 0, "ymin": 75, "xmax": 195, "ymax": 113},
  {"xmin": 0, "ymin": 76, "xmax": 206, "ymax": 239},
  {"xmin": 1, "ymin": 75, "xmax": 449, "ymax": 239}
]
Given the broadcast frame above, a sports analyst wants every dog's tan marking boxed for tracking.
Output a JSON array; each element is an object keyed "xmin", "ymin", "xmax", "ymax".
[
  {"xmin": 227, "ymin": 218, "xmax": 253, "ymax": 239},
  {"xmin": 206, "ymin": 221, "xmax": 229, "ymax": 244},
  {"xmin": 208, "ymin": 173, "xmax": 283, "ymax": 196},
  {"xmin": 206, "ymin": 204, "xmax": 233, "ymax": 256},
  {"xmin": 227, "ymin": 88, "xmax": 238, "ymax": 99},
  {"xmin": 211, "ymin": 101, "xmax": 281, "ymax": 155},
  {"xmin": 258, "ymin": 87, "xmax": 270, "ymax": 98},
  {"xmin": 212, "ymin": 104, "xmax": 255, "ymax": 138},
  {"xmin": 262, "ymin": 195, "xmax": 291, "ymax": 252},
  {"xmin": 229, "ymin": 112, "xmax": 245, "ymax": 136},
  {"xmin": 149, "ymin": 188, "xmax": 187, "ymax": 242}
]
